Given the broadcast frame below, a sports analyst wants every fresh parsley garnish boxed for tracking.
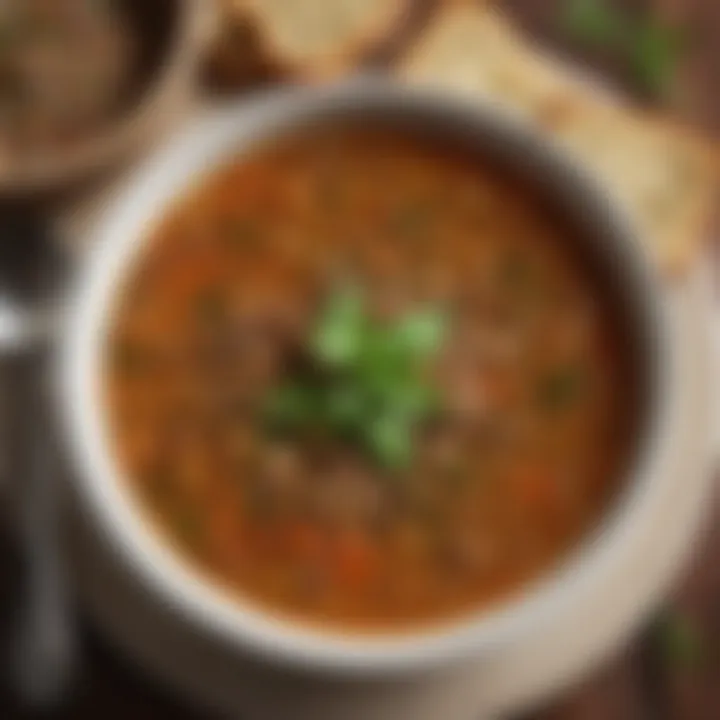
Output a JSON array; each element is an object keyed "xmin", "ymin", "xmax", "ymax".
[{"xmin": 264, "ymin": 288, "xmax": 447, "ymax": 470}]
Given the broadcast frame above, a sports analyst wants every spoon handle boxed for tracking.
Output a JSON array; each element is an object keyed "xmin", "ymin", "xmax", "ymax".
[
  {"xmin": 9, "ymin": 349, "xmax": 76, "ymax": 708},
  {"xmin": 0, "ymin": 212, "xmax": 76, "ymax": 709}
]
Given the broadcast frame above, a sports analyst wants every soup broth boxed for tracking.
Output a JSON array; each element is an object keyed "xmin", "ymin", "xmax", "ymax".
[{"xmin": 106, "ymin": 128, "xmax": 636, "ymax": 631}]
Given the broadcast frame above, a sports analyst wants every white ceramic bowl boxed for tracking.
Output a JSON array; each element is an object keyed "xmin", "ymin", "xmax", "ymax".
[{"xmin": 58, "ymin": 81, "xmax": 674, "ymax": 678}]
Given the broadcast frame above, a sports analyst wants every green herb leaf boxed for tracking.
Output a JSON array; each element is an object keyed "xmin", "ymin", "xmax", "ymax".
[
  {"xmin": 631, "ymin": 19, "xmax": 684, "ymax": 99},
  {"xmin": 655, "ymin": 611, "xmax": 704, "ymax": 671},
  {"xmin": 323, "ymin": 383, "xmax": 368, "ymax": 429},
  {"xmin": 561, "ymin": 0, "xmax": 684, "ymax": 100},
  {"xmin": 264, "ymin": 288, "xmax": 448, "ymax": 470},
  {"xmin": 562, "ymin": 0, "xmax": 626, "ymax": 48},
  {"xmin": 396, "ymin": 308, "xmax": 447, "ymax": 360},
  {"xmin": 367, "ymin": 413, "xmax": 414, "ymax": 470},
  {"xmin": 392, "ymin": 377, "xmax": 440, "ymax": 420},
  {"xmin": 537, "ymin": 365, "xmax": 585, "ymax": 411},
  {"xmin": 264, "ymin": 384, "xmax": 320, "ymax": 431},
  {"xmin": 311, "ymin": 287, "xmax": 366, "ymax": 367}
]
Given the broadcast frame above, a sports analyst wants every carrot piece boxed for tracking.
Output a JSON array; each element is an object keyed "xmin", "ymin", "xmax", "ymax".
[
  {"xmin": 333, "ymin": 531, "xmax": 380, "ymax": 589},
  {"xmin": 512, "ymin": 466, "xmax": 557, "ymax": 510}
]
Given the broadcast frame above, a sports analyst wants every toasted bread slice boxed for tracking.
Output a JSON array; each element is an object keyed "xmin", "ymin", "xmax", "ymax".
[
  {"xmin": 212, "ymin": 0, "xmax": 413, "ymax": 84},
  {"xmin": 542, "ymin": 99, "xmax": 719, "ymax": 273},
  {"xmin": 399, "ymin": 4, "xmax": 719, "ymax": 274},
  {"xmin": 399, "ymin": 5, "xmax": 569, "ymax": 121}
]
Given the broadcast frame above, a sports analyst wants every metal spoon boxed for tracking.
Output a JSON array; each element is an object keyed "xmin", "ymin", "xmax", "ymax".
[{"xmin": 0, "ymin": 210, "xmax": 76, "ymax": 709}]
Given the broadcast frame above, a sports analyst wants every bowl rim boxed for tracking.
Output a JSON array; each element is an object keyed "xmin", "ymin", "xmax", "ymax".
[
  {"xmin": 0, "ymin": 0, "xmax": 203, "ymax": 194},
  {"xmin": 57, "ymin": 80, "xmax": 677, "ymax": 676}
]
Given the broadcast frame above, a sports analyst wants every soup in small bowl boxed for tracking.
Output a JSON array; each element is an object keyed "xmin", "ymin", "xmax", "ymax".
[
  {"xmin": 0, "ymin": 0, "xmax": 204, "ymax": 194},
  {"xmin": 61, "ymin": 83, "xmax": 670, "ymax": 674}
]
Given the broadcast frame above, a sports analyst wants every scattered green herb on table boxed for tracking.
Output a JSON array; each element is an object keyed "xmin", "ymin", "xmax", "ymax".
[
  {"xmin": 630, "ymin": 18, "xmax": 686, "ymax": 101},
  {"xmin": 561, "ymin": 0, "xmax": 684, "ymax": 100},
  {"xmin": 562, "ymin": 0, "xmax": 626, "ymax": 48},
  {"xmin": 654, "ymin": 610, "xmax": 705, "ymax": 671},
  {"xmin": 264, "ymin": 287, "xmax": 447, "ymax": 470}
]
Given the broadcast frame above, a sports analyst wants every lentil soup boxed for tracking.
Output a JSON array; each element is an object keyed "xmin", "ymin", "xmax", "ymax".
[{"xmin": 106, "ymin": 127, "xmax": 636, "ymax": 631}]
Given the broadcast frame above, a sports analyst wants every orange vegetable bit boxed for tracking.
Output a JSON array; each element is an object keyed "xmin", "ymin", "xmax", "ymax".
[
  {"xmin": 332, "ymin": 530, "xmax": 381, "ymax": 589},
  {"xmin": 202, "ymin": 494, "xmax": 252, "ymax": 567},
  {"xmin": 511, "ymin": 465, "xmax": 558, "ymax": 511}
]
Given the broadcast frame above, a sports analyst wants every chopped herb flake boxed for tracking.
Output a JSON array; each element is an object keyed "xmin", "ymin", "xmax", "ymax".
[
  {"xmin": 537, "ymin": 366, "xmax": 585, "ymax": 411},
  {"xmin": 655, "ymin": 611, "xmax": 704, "ymax": 671}
]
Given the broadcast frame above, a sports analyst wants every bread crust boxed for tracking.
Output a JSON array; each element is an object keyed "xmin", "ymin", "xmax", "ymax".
[{"xmin": 211, "ymin": 0, "xmax": 415, "ymax": 85}]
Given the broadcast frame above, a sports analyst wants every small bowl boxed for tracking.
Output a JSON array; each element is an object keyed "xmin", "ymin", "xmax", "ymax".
[
  {"xmin": 58, "ymin": 81, "xmax": 674, "ymax": 677},
  {"xmin": 0, "ymin": 0, "xmax": 209, "ymax": 196}
]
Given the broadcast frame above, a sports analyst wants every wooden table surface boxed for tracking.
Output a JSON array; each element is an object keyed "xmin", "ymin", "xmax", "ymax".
[{"xmin": 0, "ymin": 1, "xmax": 717, "ymax": 718}]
